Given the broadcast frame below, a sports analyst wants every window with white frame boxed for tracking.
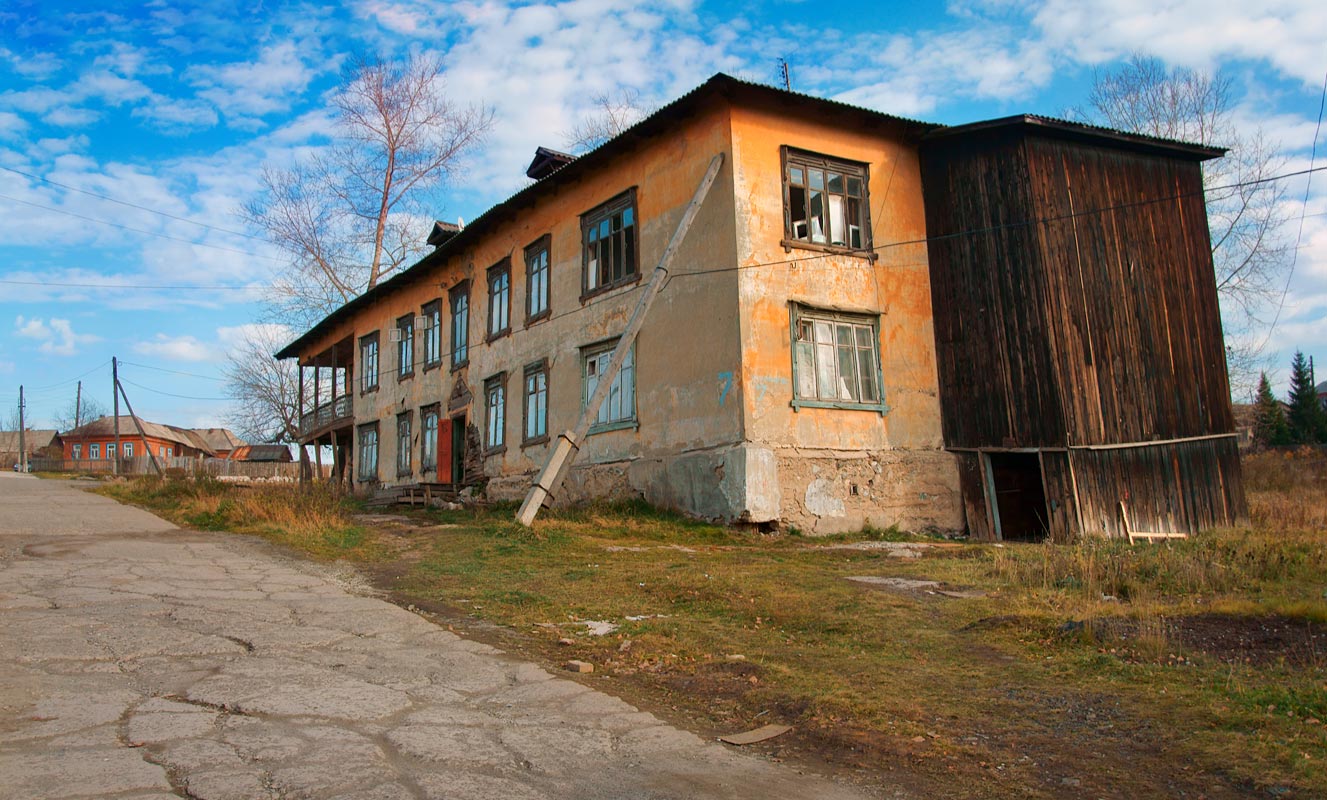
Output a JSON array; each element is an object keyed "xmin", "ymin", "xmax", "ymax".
[
  {"xmin": 72, "ymin": 444, "xmax": 82, "ymax": 459},
  {"xmin": 396, "ymin": 315, "xmax": 414, "ymax": 379},
  {"xmin": 582, "ymin": 340, "xmax": 635, "ymax": 430},
  {"xmin": 523, "ymin": 360, "xmax": 548, "ymax": 444},
  {"xmin": 358, "ymin": 423, "xmax": 379, "ymax": 481},
  {"xmin": 396, "ymin": 412, "xmax": 412, "ymax": 476},
  {"xmin": 124, "ymin": 442, "xmax": 134, "ymax": 458},
  {"xmin": 487, "ymin": 259, "xmax": 510, "ymax": 340},
  {"xmin": 107, "ymin": 442, "xmax": 117, "ymax": 460},
  {"xmin": 791, "ymin": 305, "xmax": 884, "ymax": 410},
  {"xmin": 484, "ymin": 373, "xmax": 506, "ymax": 452},
  {"xmin": 421, "ymin": 405, "xmax": 439, "ymax": 473},
  {"xmin": 525, "ymin": 236, "xmax": 550, "ymax": 322},
  {"xmin": 582, "ymin": 190, "xmax": 638, "ymax": 296},
  {"xmin": 90, "ymin": 443, "xmax": 100, "ymax": 459},
  {"xmin": 422, "ymin": 300, "xmax": 442, "ymax": 368},
  {"xmin": 360, "ymin": 332, "xmax": 380, "ymax": 391},
  {"xmin": 783, "ymin": 148, "xmax": 870, "ymax": 251}
]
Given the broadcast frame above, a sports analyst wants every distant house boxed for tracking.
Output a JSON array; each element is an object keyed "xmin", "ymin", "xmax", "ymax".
[
  {"xmin": 230, "ymin": 444, "xmax": 294, "ymax": 462},
  {"xmin": 1318, "ymin": 381, "xmax": 1327, "ymax": 412},
  {"xmin": 61, "ymin": 416, "xmax": 216, "ymax": 463},
  {"xmin": 192, "ymin": 428, "xmax": 246, "ymax": 459},
  {"xmin": 0, "ymin": 429, "xmax": 61, "ymax": 467}
]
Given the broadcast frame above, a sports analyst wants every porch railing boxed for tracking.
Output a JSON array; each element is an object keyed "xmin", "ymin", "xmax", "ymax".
[{"xmin": 300, "ymin": 395, "xmax": 353, "ymax": 435}]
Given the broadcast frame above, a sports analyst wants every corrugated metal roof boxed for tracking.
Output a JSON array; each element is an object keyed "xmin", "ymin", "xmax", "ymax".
[
  {"xmin": 922, "ymin": 113, "xmax": 1226, "ymax": 160},
  {"xmin": 62, "ymin": 416, "xmax": 217, "ymax": 455}
]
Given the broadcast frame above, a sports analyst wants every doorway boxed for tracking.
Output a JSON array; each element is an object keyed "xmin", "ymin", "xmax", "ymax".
[
  {"xmin": 986, "ymin": 452, "xmax": 1048, "ymax": 542},
  {"xmin": 450, "ymin": 413, "xmax": 466, "ymax": 486}
]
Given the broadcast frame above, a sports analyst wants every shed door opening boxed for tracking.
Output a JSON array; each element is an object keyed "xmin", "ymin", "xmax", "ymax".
[{"xmin": 988, "ymin": 452, "xmax": 1048, "ymax": 542}]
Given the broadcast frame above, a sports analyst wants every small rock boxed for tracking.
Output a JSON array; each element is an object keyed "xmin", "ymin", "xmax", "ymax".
[
  {"xmin": 1060, "ymin": 777, "xmax": 1081, "ymax": 787},
  {"xmin": 618, "ymin": 639, "xmax": 633, "ymax": 652},
  {"xmin": 564, "ymin": 660, "xmax": 594, "ymax": 673},
  {"xmin": 911, "ymin": 736, "xmax": 926, "ymax": 743},
  {"xmin": 557, "ymin": 638, "xmax": 574, "ymax": 646},
  {"xmin": 726, "ymin": 654, "xmax": 746, "ymax": 662}
]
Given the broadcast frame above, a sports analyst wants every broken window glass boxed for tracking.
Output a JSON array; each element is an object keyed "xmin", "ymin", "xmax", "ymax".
[{"xmin": 784, "ymin": 150, "xmax": 870, "ymax": 251}]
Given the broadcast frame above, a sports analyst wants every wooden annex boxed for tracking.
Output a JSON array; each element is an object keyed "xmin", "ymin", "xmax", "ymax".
[{"xmin": 918, "ymin": 116, "xmax": 1248, "ymax": 540}]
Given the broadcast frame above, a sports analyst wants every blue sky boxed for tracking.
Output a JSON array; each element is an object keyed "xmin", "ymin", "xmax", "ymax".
[{"xmin": 2, "ymin": 0, "xmax": 1325, "ymax": 432}]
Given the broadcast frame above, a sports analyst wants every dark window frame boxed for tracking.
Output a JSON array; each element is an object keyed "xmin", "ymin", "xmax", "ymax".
[
  {"xmin": 525, "ymin": 234, "xmax": 551, "ymax": 325},
  {"xmin": 422, "ymin": 299, "xmax": 442, "ymax": 371},
  {"xmin": 396, "ymin": 314, "xmax": 414, "ymax": 380},
  {"xmin": 359, "ymin": 331, "xmax": 380, "ymax": 394},
  {"xmin": 780, "ymin": 146, "xmax": 874, "ymax": 258},
  {"xmin": 396, "ymin": 411, "xmax": 413, "ymax": 476},
  {"xmin": 449, "ymin": 280, "xmax": 470, "ymax": 371},
  {"xmin": 483, "ymin": 372, "xmax": 507, "ymax": 455},
  {"xmin": 357, "ymin": 422, "xmax": 379, "ymax": 482},
  {"xmin": 522, "ymin": 358, "xmax": 550, "ymax": 447},
  {"xmin": 788, "ymin": 302, "xmax": 889, "ymax": 414},
  {"xmin": 420, "ymin": 404, "xmax": 440, "ymax": 474},
  {"xmin": 486, "ymin": 258, "xmax": 512, "ymax": 342},
  {"xmin": 580, "ymin": 187, "xmax": 640, "ymax": 300}
]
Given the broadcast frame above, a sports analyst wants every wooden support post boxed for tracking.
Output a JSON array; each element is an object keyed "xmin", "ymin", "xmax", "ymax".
[
  {"xmin": 115, "ymin": 378, "xmax": 162, "ymax": 476},
  {"xmin": 517, "ymin": 153, "xmax": 725, "ymax": 526},
  {"xmin": 112, "ymin": 357, "xmax": 120, "ymax": 476}
]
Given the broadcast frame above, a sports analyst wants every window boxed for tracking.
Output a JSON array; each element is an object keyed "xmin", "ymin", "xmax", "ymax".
[
  {"xmin": 582, "ymin": 340, "xmax": 635, "ymax": 431},
  {"xmin": 582, "ymin": 189, "xmax": 638, "ymax": 296},
  {"xmin": 90, "ymin": 443, "xmax": 100, "ymax": 459},
  {"xmin": 484, "ymin": 373, "xmax": 506, "ymax": 453},
  {"xmin": 396, "ymin": 412, "xmax": 413, "ymax": 476},
  {"xmin": 159, "ymin": 446, "xmax": 165, "ymax": 458},
  {"xmin": 107, "ymin": 442, "xmax": 117, "ymax": 460},
  {"xmin": 72, "ymin": 444, "xmax": 82, "ymax": 459},
  {"xmin": 783, "ymin": 148, "xmax": 870, "ymax": 252},
  {"xmin": 124, "ymin": 442, "xmax": 134, "ymax": 458},
  {"xmin": 523, "ymin": 360, "xmax": 549, "ymax": 445},
  {"xmin": 422, "ymin": 300, "xmax": 442, "ymax": 368},
  {"xmin": 487, "ymin": 259, "xmax": 511, "ymax": 340},
  {"xmin": 791, "ymin": 305, "xmax": 885, "ymax": 411},
  {"xmin": 421, "ymin": 405, "xmax": 439, "ymax": 473},
  {"xmin": 396, "ymin": 315, "xmax": 414, "ymax": 379},
  {"xmin": 358, "ymin": 423, "xmax": 379, "ymax": 482},
  {"xmin": 166, "ymin": 447, "xmax": 172, "ymax": 458},
  {"xmin": 450, "ymin": 281, "xmax": 469, "ymax": 369},
  {"xmin": 360, "ymin": 332, "xmax": 380, "ymax": 392},
  {"xmin": 525, "ymin": 236, "xmax": 550, "ymax": 322}
]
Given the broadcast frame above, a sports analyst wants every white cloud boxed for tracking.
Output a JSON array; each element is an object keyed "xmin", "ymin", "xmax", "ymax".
[
  {"xmin": 0, "ymin": 111, "xmax": 27, "ymax": 139},
  {"xmin": 132, "ymin": 97, "xmax": 219, "ymax": 134},
  {"xmin": 41, "ymin": 106, "xmax": 101, "ymax": 127},
  {"xmin": 132, "ymin": 334, "xmax": 219, "ymax": 362},
  {"xmin": 190, "ymin": 40, "xmax": 320, "ymax": 119},
  {"xmin": 13, "ymin": 315, "xmax": 100, "ymax": 356}
]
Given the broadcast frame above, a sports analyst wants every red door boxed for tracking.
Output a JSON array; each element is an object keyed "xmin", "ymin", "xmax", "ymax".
[{"xmin": 438, "ymin": 417, "xmax": 453, "ymax": 484}]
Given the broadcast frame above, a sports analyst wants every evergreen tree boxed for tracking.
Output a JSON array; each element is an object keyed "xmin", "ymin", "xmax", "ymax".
[
  {"xmin": 1252, "ymin": 372, "xmax": 1291, "ymax": 448},
  {"xmin": 1285, "ymin": 351, "xmax": 1327, "ymax": 444}
]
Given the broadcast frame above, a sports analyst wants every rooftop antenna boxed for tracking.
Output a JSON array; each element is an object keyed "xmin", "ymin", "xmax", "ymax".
[
  {"xmin": 457, "ymin": 216, "xmax": 465, "ymax": 230},
  {"xmin": 777, "ymin": 58, "xmax": 792, "ymax": 91}
]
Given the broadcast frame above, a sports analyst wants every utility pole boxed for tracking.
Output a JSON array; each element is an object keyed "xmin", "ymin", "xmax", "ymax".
[
  {"xmin": 17, "ymin": 385, "xmax": 26, "ymax": 474},
  {"xmin": 114, "ymin": 375, "xmax": 162, "ymax": 476},
  {"xmin": 112, "ymin": 357, "xmax": 120, "ymax": 476},
  {"xmin": 74, "ymin": 380, "xmax": 82, "ymax": 430}
]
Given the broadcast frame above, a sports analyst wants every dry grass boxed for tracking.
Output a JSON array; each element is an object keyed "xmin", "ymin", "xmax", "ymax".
[{"xmin": 1246, "ymin": 447, "xmax": 1327, "ymax": 530}]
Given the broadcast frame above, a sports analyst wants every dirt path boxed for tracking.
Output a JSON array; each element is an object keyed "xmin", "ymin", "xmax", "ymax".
[{"xmin": 0, "ymin": 473, "xmax": 889, "ymax": 800}]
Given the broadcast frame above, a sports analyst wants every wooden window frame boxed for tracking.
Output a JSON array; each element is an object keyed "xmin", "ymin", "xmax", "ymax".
[
  {"xmin": 359, "ymin": 331, "xmax": 380, "ymax": 394},
  {"xmin": 581, "ymin": 338, "xmax": 637, "ymax": 434},
  {"xmin": 357, "ymin": 422, "xmax": 379, "ymax": 482},
  {"xmin": 525, "ymin": 235, "xmax": 552, "ymax": 325},
  {"xmin": 483, "ymin": 372, "xmax": 507, "ymax": 455},
  {"xmin": 580, "ymin": 188, "xmax": 640, "ymax": 301},
  {"xmin": 422, "ymin": 299, "xmax": 442, "ymax": 371},
  {"xmin": 486, "ymin": 258, "xmax": 512, "ymax": 342},
  {"xmin": 396, "ymin": 314, "xmax": 415, "ymax": 381},
  {"xmin": 522, "ymin": 358, "xmax": 550, "ymax": 447},
  {"xmin": 396, "ymin": 411, "xmax": 413, "ymax": 477},
  {"xmin": 420, "ymin": 404, "xmax": 440, "ymax": 474},
  {"xmin": 449, "ymin": 280, "xmax": 470, "ymax": 371},
  {"xmin": 788, "ymin": 303, "xmax": 889, "ymax": 414},
  {"xmin": 780, "ymin": 146, "xmax": 874, "ymax": 258}
]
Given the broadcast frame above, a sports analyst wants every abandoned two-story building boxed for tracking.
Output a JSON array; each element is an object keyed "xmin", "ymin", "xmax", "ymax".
[{"xmin": 277, "ymin": 74, "xmax": 1246, "ymax": 539}]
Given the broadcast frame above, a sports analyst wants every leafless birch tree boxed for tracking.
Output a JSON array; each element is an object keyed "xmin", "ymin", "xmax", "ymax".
[
  {"xmin": 244, "ymin": 53, "xmax": 493, "ymax": 328},
  {"xmin": 564, "ymin": 88, "xmax": 650, "ymax": 153},
  {"xmin": 1078, "ymin": 55, "xmax": 1291, "ymax": 396},
  {"xmin": 221, "ymin": 325, "xmax": 308, "ymax": 443}
]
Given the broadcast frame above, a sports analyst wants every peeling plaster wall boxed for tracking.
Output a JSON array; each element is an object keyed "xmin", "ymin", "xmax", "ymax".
[{"xmin": 727, "ymin": 99, "xmax": 963, "ymax": 534}]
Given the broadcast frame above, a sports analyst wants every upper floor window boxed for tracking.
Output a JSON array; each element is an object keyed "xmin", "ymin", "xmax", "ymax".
[
  {"xmin": 525, "ymin": 236, "xmax": 550, "ymax": 323},
  {"xmin": 396, "ymin": 412, "xmax": 413, "ymax": 476},
  {"xmin": 790, "ymin": 304, "xmax": 885, "ymax": 411},
  {"xmin": 450, "ymin": 281, "xmax": 469, "ymax": 370},
  {"xmin": 395, "ymin": 315, "xmax": 414, "ymax": 379},
  {"xmin": 358, "ymin": 423, "xmax": 379, "ymax": 482},
  {"xmin": 583, "ymin": 339, "xmax": 635, "ymax": 432},
  {"xmin": 360, "ymin": 331, "xmax": 379, "ymax": 392},
  {"xmin": 582, "ymin": 189, "xmax": 638, "ymax": 297},
  {"xmin": 783, "ymin": 148, "xmax": 870, "ymax": 252},
  {"xmin": 487, "ymin": 259, "xmax": 511, "ymax": 340},
  {"xmin": 422, "ymin": 299, "xmax": 442, "ymax": 368}
]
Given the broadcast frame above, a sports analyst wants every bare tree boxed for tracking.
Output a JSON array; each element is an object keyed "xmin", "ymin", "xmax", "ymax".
[
  {"xmin": 564, "ymin": 88, "xmax": 650, "ymax": 153},
  {"xmin": 1077, "ymin": 54, "xmax": 1292, "ymax": 396},
  {"xmin": 244, "ymin": 53, "xmax": 493, "ymax": 328},
  {"xmin": 221, "ymin": 325, "xmax": 309, "ymax": 444},
  {"xmin": 51, "ymin": 395, "xmax": 107, "ymax": 432}
]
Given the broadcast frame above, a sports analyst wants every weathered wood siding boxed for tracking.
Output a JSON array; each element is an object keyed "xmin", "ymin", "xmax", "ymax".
[{"xmin": 919, "ymin": 124, "xmax": 1246, "ymax": 536}]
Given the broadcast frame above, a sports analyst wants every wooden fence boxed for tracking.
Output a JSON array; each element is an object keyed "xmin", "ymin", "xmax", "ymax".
[{"xmin": 26, "ymin": 456, "xmax": 326, "ymax": 481}]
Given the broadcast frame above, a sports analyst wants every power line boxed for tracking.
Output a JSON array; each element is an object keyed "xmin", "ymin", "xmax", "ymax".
[
  {"xmin": 0, "ymin": 192, "xmax": 285, "ymax": 262},
  {"xmin": 118, "ymin": 377, "xmax": 229, "ymax": 402},
  {"xmin": 118, "ymin": 360, "xmax": 227, "ymax": 382},
  {"xmin": 0, "ymin": 164, "xmax": 262, "ymax": 241}
]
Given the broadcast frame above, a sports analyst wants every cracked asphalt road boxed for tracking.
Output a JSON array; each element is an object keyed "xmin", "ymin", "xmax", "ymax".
[{"xmin": 0, "ymin": 473, "xmax": 879, "ymax": 799}]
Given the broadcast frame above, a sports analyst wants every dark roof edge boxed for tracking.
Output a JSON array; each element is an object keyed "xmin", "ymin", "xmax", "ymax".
[
  {"xmin": 275, "ymin": 74, "xmax": 944, "ymax": 360},
  {"xmin": 922, "ymin": 114, "xmax": 1226, "ymax": 161}
]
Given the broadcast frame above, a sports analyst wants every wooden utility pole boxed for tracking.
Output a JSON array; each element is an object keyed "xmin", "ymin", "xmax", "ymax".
[
  {"xmin": 112, "ymin": 358, "xmax": 120, "ymax": 476},
  {"xmin": 17, "ymin": 385, "xmax": 26, "ymax": 474},
  {"xmin": 516, "ymin": 153, "xmax": 724, "ymax": 526},
  {"xmin": 74, "ymin": 380, "xmax": 82, "ymax": 429}
]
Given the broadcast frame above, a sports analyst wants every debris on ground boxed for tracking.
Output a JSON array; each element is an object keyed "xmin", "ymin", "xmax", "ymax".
[
  {"xmin": 719, "ymin": 724, "xmax": 793, "ymax": 746},
  {"xmin": 564, "ymin": 660, "xmax": 594, "ymax": 673}
]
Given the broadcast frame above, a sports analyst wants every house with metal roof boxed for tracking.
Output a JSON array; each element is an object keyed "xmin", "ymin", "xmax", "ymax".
[{"xmin": 277, "ymin": 73, "xmax": 1244, "ymax": 538}]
